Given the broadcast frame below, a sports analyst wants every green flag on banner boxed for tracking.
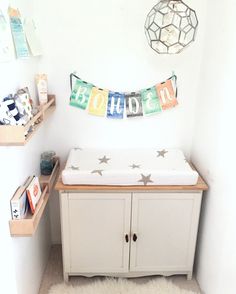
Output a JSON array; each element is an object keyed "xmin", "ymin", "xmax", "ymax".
[
  {"xmin": 141, "ymin": 86, "xmax": 162, "ymax": 116},
  {"xmin": 70, "ymin": 79, "xmax": 93, "ymax": 110}
]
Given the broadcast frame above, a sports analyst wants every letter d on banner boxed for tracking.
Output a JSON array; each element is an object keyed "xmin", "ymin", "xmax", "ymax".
[
  {"xmin": 88, "ymin": 87, "xmax": 109, "ymax": 116},
  {"xmin": 125, "ymin": 92, "xmax": 143, "ymax": 118}
]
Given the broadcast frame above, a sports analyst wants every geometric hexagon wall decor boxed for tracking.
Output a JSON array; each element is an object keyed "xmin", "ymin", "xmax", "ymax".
[{"xmin": 145, "ymin": 0, "xmax": 198, "ymax": 54}]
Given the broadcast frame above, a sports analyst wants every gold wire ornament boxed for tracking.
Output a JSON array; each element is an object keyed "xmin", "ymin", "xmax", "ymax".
[{"xmin": 145, "ymin": 0, "xmax": 198, "ymax": 54}]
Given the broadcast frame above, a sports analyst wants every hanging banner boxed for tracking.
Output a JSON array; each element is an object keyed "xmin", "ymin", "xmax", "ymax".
[
  {"xmin": 125, "ymin": 92, "xmax": 143, "ymax": 118},
  {"xmin": 156, "ymin": 79, "xmax": 178, "ymax": 110},
  {"xmin": 69, "ymin": 73, "xmax": 178, "ymax": 120},
  {"xmin": 70, "ymin": 79, "xmax": 93, "ymax": 110},
  {"xmin": 107, "ymin": 91, "xmax": 125, "ymax": 119},
  {"xmin": 88, "ymin": 87, "xmax": 109, "ymax": 116},
  {"xmin": 141, "ymin": 86, "xmax": 162, "ymax": 116}
]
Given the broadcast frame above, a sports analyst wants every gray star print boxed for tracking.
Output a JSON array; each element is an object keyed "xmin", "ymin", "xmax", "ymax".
[
  {"xmin": 74, "ymin": 147, "xmax": 82, "ymax": 151},
  {"xmin": 138, "ymin": 174, "xmax": 153, "ymax": 185},
  {"xmin": 130, "ymin": 164, "xmax": 141, "ymax": 169},
  {"xmin": 99, "ymin": 156, "xmax": 110, "ymax": 164},
  {"xmin": 91, "ymin": 170, "xmax": 103, "ymax": 176},
  {"xmin": 157, "ymin": 149, "xmax": 168, "ymax": 158},
  {"xmin": 70, "ymin": 165, "xmax": 79, "ymax": 170}
]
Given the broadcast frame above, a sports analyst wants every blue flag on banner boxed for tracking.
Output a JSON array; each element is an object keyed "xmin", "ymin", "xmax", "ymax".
[{"xmin": 107, "ymin": 91, "xmax": 125, "ymax": 119}]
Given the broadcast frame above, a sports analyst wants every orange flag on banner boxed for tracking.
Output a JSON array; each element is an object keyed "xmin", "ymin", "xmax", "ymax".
[
  {"xmin": 156, "ymin": 79, "xmax": 178, "ymax": 110},
  {"xmin": 88, "ymin": 87, "xmax": 109, "ymax": 116}
]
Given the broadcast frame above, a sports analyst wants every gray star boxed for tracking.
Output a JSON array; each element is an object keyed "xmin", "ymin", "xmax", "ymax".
[
  {"xmin": 130, "ymin": 164, "xmax": 141, "ymax": 169},
  {"xmin": 157, "ymin": 149, "xmax": 168, "ymax": 158},
  {"xmin": 74, "ymin": 147, "xmax": 82, "ymax": 151},
  {"xmin": 184, "ymin": 158, "xmax": 188, "ymax": 163},
  {"xmin": 138, "ymin": 174, "xmax": 153, "ymax": 186},
  {"xmin": 91, "ymin": 169, "xmax": 103, "ymax": 176},
  {"xmin": 99, "ymin": 155, "xmax": 110, "ymax": 164},
  {"xmin": 70, "ymin": 165, "xmax": 79, "ymax": 170}
]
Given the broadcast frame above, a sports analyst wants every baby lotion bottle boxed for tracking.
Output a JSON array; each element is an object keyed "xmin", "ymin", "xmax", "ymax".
[{"xmin": 36, "ymin": 74, "xmax": 48, "ymax": 105}]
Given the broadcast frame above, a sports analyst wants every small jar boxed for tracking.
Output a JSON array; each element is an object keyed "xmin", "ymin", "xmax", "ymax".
[{"xmin": 40, "ymin": 151, "xmax": 56, "ymax": 175}]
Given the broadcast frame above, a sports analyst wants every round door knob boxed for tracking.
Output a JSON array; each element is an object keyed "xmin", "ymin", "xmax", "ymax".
[{"xmin": 133, "ymin": 233, "xmax": 138, "ymax": 242}]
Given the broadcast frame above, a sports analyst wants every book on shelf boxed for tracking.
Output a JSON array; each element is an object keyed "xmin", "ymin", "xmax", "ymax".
[
  {"xmin": 26, "ymin": 176, "xmax": 42, "ymax": 214},
  {"xmin": 10, "ymin": 176, "xmax": 33, "ymax": 220}
]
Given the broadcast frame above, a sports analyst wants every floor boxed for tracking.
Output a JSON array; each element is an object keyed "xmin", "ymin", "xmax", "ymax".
[{"xmin": 39, "ymin": 245, "xmax": 202, "ymax": 294}]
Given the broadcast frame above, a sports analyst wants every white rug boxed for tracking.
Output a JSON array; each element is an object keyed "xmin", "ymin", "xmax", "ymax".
[{"xmin": 49, "ymin": 277, "xmax": 199, "ymax": 294}]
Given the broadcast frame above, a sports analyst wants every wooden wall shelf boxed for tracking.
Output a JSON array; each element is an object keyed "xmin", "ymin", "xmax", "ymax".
[
  {"xmin": 9, "ymin": 158, "xmax": 60, "ymax": 237},
  {"xmin": 0, "ymin": 95, "xmax": 56, "ymax": 146}
]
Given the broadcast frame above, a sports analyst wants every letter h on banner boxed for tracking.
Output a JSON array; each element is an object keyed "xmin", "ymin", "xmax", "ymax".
[{"xmin": 107, "ymin": 91, "xmax": 125, "ymax": 119}]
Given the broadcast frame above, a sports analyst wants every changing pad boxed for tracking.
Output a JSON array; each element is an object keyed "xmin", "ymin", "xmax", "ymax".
[{"xmin": 62, "ymin": 148, "xmax": 198, "ymax": 186}]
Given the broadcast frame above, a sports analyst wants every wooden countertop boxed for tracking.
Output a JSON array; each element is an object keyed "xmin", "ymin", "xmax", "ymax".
[{"xmin": 55, "ymin": 164, "xmax": 208, "ymax": 191}]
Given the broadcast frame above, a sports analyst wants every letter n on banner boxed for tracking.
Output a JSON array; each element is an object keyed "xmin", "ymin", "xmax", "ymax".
[
  {"xmin": 88, "ymin": 87, "xmax": 109, "ymax": 116},
  {"xmin": 70, "ymin": 79, "xmax": 93, "ymax": 110},
  {"xmin": 141, "ymin": 86, "xmax": 162, "ymax": 116},
  {"xmin": 125, "ymin": 92, "xmax": 143, "ymax": 118},
  {"xmin": 156, "ymin": 79, "xmax": 178, "ymax": 110},
  {"xmin": 107, "ymin": 91, "xmax": 125, "ymax": 119}
]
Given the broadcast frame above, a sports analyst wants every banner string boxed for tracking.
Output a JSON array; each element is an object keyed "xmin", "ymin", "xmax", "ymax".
[{"xmin": 70, "ymin": 72, "xmax": 177, "ymax": 96}]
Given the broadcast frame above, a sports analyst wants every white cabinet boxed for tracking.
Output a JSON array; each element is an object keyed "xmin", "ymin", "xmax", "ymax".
[
  {"xmin": 130, "ymin": 193, "xmax": 201, "ymax": 275},
  {"xmin": 60, "ymin": 191, "xmax": 202, "ymax": 281},
  {"xmin": 60, "ymin": 193, "xmax": 131, "ymax": 279}
]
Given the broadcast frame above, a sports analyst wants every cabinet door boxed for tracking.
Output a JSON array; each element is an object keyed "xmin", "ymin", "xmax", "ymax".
[
  {"xmin": 130, "ymin": 192, "xmax": 202, "ymax": 272},
  {"xmin": 62, "ymin": 193, "xmax": 131, "ymax": 273}
]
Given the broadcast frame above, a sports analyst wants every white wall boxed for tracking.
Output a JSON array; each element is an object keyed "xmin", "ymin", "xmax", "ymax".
[
  {"xmin": 33, "ymin": 0, "xmax": 207, "ymax": 243},
  {"xmin": 191, "ymin": 1, "xmax": 236, "ymax": 293},
  {"xmin": 4, "ymin": 1, "xmax": 234, "ymax": 293},
  {"xmin": 0, "ymin": 1, "xmax": 51, "ymax": 293}
]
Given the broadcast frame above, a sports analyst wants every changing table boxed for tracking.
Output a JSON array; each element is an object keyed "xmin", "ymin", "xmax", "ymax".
[{"xmin": 55, "ymin": 148, "xmax": 208, "ymax": 281}]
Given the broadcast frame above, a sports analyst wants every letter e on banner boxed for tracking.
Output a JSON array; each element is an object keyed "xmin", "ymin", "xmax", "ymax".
[
  {"xmin": 141, "ymin": 86, "xmax": 162, "ymax": 116},
  {"xmin": 156, "ymin": 79, "xmax": 178, "ymax": 110}
]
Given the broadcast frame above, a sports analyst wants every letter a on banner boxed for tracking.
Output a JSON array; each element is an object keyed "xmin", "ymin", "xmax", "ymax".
[
  {"xmin": 141, "ymin": 86, "xmax": 162, "ymax": 116},
  {"xmin": 70, "ymin": 79, "xmax": 93, "ymax": 110},
  {"xmin": 125, "ymin": 92, "xmax": 143, "ymax": 118},
  {"xmin": 88, "ymin": 87, "xmax": 109, "ymax": 116},
  {"xmin": 156, "ymin": 79, "xmax": 178, "ymax": 110},
  {"xmin": 107, "ymin": 91, "xmax": 125, "ymax": 119}
]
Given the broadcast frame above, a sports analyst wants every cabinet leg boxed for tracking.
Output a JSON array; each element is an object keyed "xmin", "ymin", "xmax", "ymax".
[
  {"xmin": 64, "ymin": 272, "xmax": 69, "ymax": 283},
  {"xmin": 187, "ymin": 272, "xmax": 193, "ymax": 280}
]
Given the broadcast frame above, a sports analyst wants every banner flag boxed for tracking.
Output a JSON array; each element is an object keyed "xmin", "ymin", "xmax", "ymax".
[
  {"xmin": 125, "ymin": 92, "xmax": 143, "ymax": 118},
  {"xmin": 88, "ymin": 87, "xmax": 109, "ymax": 116},
  {"xmin": 69, "ymin": 73, "xmax": 178, "ymax": 119},
  {"xmin": 156, "ymin": 79, "xmax": 178, "ymax": 110},
  {"xmin": 70, "ymin": 79, "xmax": 93, "ymax": 110},
  {"xmin": 107, "ymin": 91, "xmax": 125, "ymax": 119},
  {"xmin": 141, "ymin": 86, "xmax": 162, "ymax": 116}
]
